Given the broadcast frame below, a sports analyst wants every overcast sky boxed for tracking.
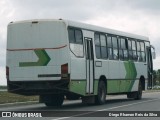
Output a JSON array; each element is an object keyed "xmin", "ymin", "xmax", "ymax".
[{"xmin": 0, "ymin": 0, "xmax": 160, "ymax": 85}]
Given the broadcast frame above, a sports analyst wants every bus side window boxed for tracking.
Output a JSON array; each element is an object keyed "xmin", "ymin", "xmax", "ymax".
[
  {"xmin": 95, "ymin": 33, "xmax": 101, "ymax": 59},
  {"xmin": 100, "ymin": 34, "xmax": 107, "ymax": 59},
  {"xmin": 107, "ymin": 36, "xmax": 113, "ymax": 60},
  {"xmin": 68, "ymin": 28, "xmax": 75, "ymax": 43},
  {"xmin": 132, "ymin": 40, "xmax": 137, "ymax": 61},
  {"xmin": 137, "ymin": 41, "xmax": 145, "ymax": 62},
  {"xmin": 75, "ymin": 30, "xmax": 83, "ymax": 44},
  {"xmin": 118, "ymin": 38, "xmax": 123, "ymax": 60},
  {"xmin": 137, "ymin": 41, "xmax": 140, "ymax": 61},
  {"xmin": 128, "ymin": 39, "xmax": 133, "ymax": 60},
  {"xmin": 120, "ymin": 38, "xmax": 128, "ymax": 61},
  {"xmin": 124, "ymin": 38, "xmax": 129, "ymax": 60},
  {"xmin": 112, "ymin": 36, "xmax": 118, "ymax": 60},
  {"xmin": 68, "ymin": 28, "xmax": 84, "ymax": 57},
  {"xmin": 140, "ymin": 42, "xmax": 146, "ymax": 62}
]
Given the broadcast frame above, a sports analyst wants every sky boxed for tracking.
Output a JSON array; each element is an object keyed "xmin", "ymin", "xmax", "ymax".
[{"xmin": 0, "ymin": 0, "xmax": 160, "ymax": 85}]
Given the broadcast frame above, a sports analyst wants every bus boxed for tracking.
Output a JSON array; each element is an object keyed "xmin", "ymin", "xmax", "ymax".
[{"xmin": 6, "ymin": 19, "xmax": 155, "ymax": 106}]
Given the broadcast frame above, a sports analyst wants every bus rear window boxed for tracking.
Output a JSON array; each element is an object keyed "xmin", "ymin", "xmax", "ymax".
[
  {"xmin": 68, "ymin": 29, "xmax": 75, "ymax": 43},
  {"xmin": 75, "ymin": 30, "xmax": 83, "ymax": 44},
  {"xmin": 68, "ymin": 28, "xmax": 83, "ymax": 44},
  {"xmin": 68, "ymin": 28, "xmax": 84, "ymax": 57}
]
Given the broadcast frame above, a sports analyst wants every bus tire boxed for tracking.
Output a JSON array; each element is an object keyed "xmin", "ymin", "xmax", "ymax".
[
  {"xmin": 95, "ymin": 81, "xmax": 106, "ymax": 105},
  {"xmin": 134, "ymin": 81, "xmax": 142, "ymax": 100},
  {"xmin": 44, "ymin": 94, "xmax": 64, "ymax": 107},
  {"xmin": 127, "ymin": 81, "xmax": 142, "ymax": 100}
]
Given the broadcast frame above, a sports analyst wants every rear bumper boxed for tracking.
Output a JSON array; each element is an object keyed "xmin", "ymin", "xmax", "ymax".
[{"xmin": 7, "ymin": 79, "xmax": 69, "ymax": 95}]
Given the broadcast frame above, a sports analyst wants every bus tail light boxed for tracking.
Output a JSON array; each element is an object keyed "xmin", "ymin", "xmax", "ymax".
[{"xmin": 61, "ymin": 63, "xmax": 69, "ymax": 79}]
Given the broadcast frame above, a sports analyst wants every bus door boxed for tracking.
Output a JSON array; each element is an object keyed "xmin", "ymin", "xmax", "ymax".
[
  {"xmin": 84, "ymin": 37, "xmax": 94, "ymax": 94},
  {"xmin": 146, "ymin": 46, "xmax": 153, "ymax": 89}
]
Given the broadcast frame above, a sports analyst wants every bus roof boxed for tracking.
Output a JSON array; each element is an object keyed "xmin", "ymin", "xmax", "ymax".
[
  {"xmin": 67, "ymin": 20, "xmax": 149, "ymax": 41},
  {"xmin": 9, "ymin": 19, "xmax": 149, "ymax": 41}
]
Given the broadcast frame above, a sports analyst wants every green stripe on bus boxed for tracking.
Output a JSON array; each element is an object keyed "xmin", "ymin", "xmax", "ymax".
[
  {"xmin": 124, "ymin": 61, "xmax": 137, "ymax": 92},
  {"xmin": 69, "ymin": 80, "xmax": 99, "ymax": 96},
  {"xmin": 19, "ymin": 49, "xmax": 51, "ymax": 67},
  {"xmin": 69, "ymin": 80, "xmax": 86, "ymax": 96}
]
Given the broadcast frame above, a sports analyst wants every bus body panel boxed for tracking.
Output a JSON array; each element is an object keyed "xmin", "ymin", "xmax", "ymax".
[
  {"xmin": 68, "ymin": 23, "xmax": 148, "ymax": 95},
  {"xmin": 7, "ymin": 20, "xmax": 70, "ymax": 82}
]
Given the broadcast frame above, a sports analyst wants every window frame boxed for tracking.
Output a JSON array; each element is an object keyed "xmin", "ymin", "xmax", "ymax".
[
  {"xmin": 68, "ymin": 27, "xmax": 147, "ymax": 62},
  {"xmin": 119, "ymin": 37, "xmax": 129, "ymax": 61},
  {"xmin": 131, "ymin": 39, "xmax": 138, "ymax": 61},
  {"xmin": 111, "ymin": 35, "xmax": 119, "ymax": 60},
  {"xmin": 94, "ymin": 32, "xmax": 108, "ymax": 59},
  {"xmin": 100, "ymin": 34, "xmax": 108, "ymax": 59},
  {"xmin": 68, "ymin": 27, "xmax": 84, "ymax": 58},
  {"xmin": 137, "ymin": 40, "xmax": 146, "ymax": 62}
]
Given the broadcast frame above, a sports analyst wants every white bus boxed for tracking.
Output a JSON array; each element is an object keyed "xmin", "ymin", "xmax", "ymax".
[{"xmin": 6, "ymin": 19, "xmax": 155, "ymax": 106}]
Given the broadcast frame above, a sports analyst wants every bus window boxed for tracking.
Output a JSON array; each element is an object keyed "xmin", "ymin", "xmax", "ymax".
[
  {"xmin": 107, "ymin": 36, "xmax": 113, "ymax": 60},
  {"xmin": 75, "ymin": 30, "xmax": 83, "ymax": 44},
  {"xmin": 100, "ymin": 34, "xmax": 107, "ymax": 59},
  {"xmin": 119, "ymin": 38, "xmax": 128, "ymax": 61},
  {"xmin": 132, "ymin": 40, "xmax": 136, "ymax": 50},
  {"xmin": 121, "ymin": 38, "xmax": 126, "ymax": 49},
  {"xmin": 137, "ymin": 41, "xmax": 141, "ymax": 61},
  {"xmin": 95, "ymin": 33, "xmax": 101, "ymax": 59},
  {"xmin": 68, "ymin": 28, "xmax": 84, "ymax": 57},
  {"xmin": 132, "ymin": 40, "xmax": 137, "ymax": 61},
  {"xmin": 140, "ymin": 42, "xmax": 145, "ymax": 51},
  {"xmin": 128, "ymin": 39, "xmax": 133, "ymax": 60},
  {"xmin": 94, "ymin": 33, "xmax": 108, "ymax": 59},
  {"xmin": 140, "ymin": 42, "xmax": 146, "ymax": 62},
  {"xmin": 128, "ymin": 40, "xmax": 132, "ymax": 50},
  {"xmin": 118, "ymin": 38, "xmax": 123, "ymax": 60},
  {"xmin": 95, "ymin": 34, "xmax": 100, "ymax": 45},
  {"xmin": 124, "ymin": 50, "xmax": 128, "ymax": 60},
  {"xmin": 112, "ymin": 36, "xmax": 118, "ymax": 60},
  {"xmin": 68, "ymin": 29, "xmax": 75, "ymax": 43},
  {"xmin": 137, "ymin": 41, "xmax": 145, "ymax": 62},
  {"xmin": 137, "ymin": 42, "xmax": 141, "ymax": 51}
]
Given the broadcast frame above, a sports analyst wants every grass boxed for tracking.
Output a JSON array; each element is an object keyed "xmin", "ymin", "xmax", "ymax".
[{"xmin": 0, "ymin": 91, "xmax": 39, "ymax": 104}]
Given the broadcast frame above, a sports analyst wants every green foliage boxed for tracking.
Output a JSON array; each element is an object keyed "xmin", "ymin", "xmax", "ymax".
[{"xmin": 153, "ymin": 69, "xmax": 160, "ymax": 86}]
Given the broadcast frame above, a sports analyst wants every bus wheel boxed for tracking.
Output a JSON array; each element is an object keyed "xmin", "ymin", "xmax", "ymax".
[
  {"xmin": 42, "ymin": 94, "xmax": 64, "ymax": 107},
  {"xmin": 95, "ymin": 81, "xmax": 106, "ymax": 105},
  {"xmin": 127, "ymin": 82, "xmax": 142, "ymax": 100},
  {"xmin": 134, "ymin": 81, "xmax": 142, "ymax": 100}
]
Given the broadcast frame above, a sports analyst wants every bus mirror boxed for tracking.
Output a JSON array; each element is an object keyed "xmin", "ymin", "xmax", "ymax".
[
  {"xmin": 151, "ymin": 45, "xmax": 156, "ymax": 59},
  {"xmin": 152, "ymin": 51, "xmax": 156, "ymax": 59}
]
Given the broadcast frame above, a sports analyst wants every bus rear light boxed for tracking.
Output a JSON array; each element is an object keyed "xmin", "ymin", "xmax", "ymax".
[
  {"xmin": 61, "ymin": 63, "xmax": 68, "ymax": 74},
  {"xmin": 61, "ymin": 63, "xmax": 68, "ymax": 79}
]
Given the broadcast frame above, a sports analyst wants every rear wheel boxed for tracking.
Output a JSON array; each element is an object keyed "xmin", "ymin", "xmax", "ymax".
[
  {"xmin": 127, "ymin": 81, "xmax": 142, "ymax": 100},
  {"xmin": 134, "ymin": 81, "xmax": 142, "ymax": 100},
  {"xmin": 41, "ymin": 94, "xmax": 64, "ymax": 107},
  {"xmin": 95, "ymin": 81, "xmax": 106, "ymax": 105}
]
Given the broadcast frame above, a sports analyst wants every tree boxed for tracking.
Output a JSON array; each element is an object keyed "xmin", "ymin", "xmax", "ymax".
[
  {"xmin": 153, "ymin": 70, "xmax": 157, "ymax": 86},
  {"xmin": 157, "ymin": 69, "xmax": 160, "ymax": 85}
]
